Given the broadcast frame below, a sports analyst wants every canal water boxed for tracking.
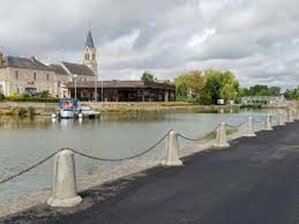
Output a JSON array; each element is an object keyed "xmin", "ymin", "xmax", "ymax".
[{"xmin": 0, "ymin": 109, "xmax": 276, "ymax": 199}]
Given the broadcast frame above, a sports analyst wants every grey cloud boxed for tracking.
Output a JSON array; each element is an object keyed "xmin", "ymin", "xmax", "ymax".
[{"xmin": 1, "ymin": 0, "xmax": 299, "ymax": 88}]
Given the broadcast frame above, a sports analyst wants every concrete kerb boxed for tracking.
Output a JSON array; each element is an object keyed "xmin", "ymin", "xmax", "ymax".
[
  {"xmin": 47, "ymin": 149, "xmax": 82, "ymax": 207},
  {"xmin": 161, "ymin": 130, "xmax": 183, "ymax": 167}
]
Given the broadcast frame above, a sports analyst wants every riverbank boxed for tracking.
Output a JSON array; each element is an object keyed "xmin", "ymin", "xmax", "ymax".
[
  {"xmin": 0, "ymin": 124, "xmax": 244, "ymax": 219},
  {"xmin": 0, "ymin": 101, "xmax": 240, "ymax": 116},
  {"xmin": 1, "ymin": 119, "xmax": 297, "ymax": 223}
]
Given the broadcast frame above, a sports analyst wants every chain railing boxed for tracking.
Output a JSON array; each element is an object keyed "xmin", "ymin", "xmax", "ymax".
[
  {"xmin": 1, "ymin": 110, "xmax": 295, "ymax": 186},
  {"xmin": 67, "ymin": 130, "xmax": 172, "ymax": 162},
  {"xmin": 0, "ymin": 130, "xmax": 172, "ymax": 185},
  {"xmin": 225, "ymin": 121, "xmax": 246, "ymax": 129},
  {"xmin": 177, "ymin": 123, "xmax": 220, "ymax": 142},
  {"xmin": 0, "ymin": 149, "xmax": 63, "ymax": 185}
]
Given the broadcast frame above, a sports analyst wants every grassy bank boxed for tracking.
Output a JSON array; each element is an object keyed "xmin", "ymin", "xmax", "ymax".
[
  {"xmin": 0, "ymin": 101, "xmax": 240, "ymax": 117},
  {"xmin": 86, "ymin": 102, "xmax": 240, "ymax": 114}
]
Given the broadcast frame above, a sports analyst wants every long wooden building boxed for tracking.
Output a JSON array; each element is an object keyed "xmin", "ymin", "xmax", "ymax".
[{"xmin": 66, "ymin": 80, "xmax": 176, "ymax": 102}]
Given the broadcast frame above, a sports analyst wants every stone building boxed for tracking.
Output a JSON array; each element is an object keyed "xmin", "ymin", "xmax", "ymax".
[
  {"xmin": 0, "ymin": 53, "xmax": 58, "ymax": 96},
  {"xmin": 0, "ymin": 30, "xmax": 97, "ymax": 97}
]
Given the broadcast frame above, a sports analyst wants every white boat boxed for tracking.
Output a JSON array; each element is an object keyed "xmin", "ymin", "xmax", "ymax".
[
  {"xmin": 78, "ymin": 106, "xmax": 101, "ymax": 119},
  {"xmin": 57, "ymin": 98, "xmax": 79, "ymax": 119},
  {"xmin": 60, "ymin": 108, "xmax": 75, "ymax": 119}
]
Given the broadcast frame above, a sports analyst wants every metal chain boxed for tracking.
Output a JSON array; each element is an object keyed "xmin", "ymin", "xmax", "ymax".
[
  {"xmin": 68, "ymin": 130, "xmax": 172, "ymax": 162},
  {"xmin": 177, "ymin": 123, "xmax": 221, "ymax": 142},
  {"xmin": 225, "ymin": 121, "xmax": 246, "ymax": 129},
  {"xmin": 0, "ymin": 149, "xmax": 63, "ymax": 185},
  {"xmin": 255, "ymin": 119, "xmax": 265, "ymax": 124}
]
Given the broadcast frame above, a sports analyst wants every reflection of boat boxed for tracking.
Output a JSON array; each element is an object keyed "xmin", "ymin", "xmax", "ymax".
[
  {"xmin": 78, "ymin": 106, "xmax": 101, "ymax": 119},
  {"xmin": 58, "ymin": 98, "xmax": 79, "ymax": 119}
]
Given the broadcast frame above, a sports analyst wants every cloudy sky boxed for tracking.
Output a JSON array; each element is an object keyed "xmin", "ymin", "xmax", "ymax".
[{"xmin": 1, "ymin": 0, "xmax": 299, "ymax": 89}]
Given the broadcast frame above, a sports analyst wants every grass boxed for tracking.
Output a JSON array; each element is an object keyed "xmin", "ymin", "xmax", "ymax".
[{"xmin": 204, "ymin": 127, "xmax": 238, "ymax": 140}]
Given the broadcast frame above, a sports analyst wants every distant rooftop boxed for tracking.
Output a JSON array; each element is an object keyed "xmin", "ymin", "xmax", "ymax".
[
  {"xmin": 66, "ymin": 80, "xmax": 175, "ymax": 90},
  {"xmin": 48, "ymin": 64, "xmax": 68, "ymax": 75},
  {"xmin": 61, "ymin": 61, "xmax": 95, "ymax": 76},
  {"xmin": 2, "ymin": 56, "xmax": 52, "ymax": 71}
]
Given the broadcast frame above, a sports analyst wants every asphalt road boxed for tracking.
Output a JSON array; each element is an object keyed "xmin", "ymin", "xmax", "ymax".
[{"xmin": 3, "ymin": 121, "xmax": 299, "ymax": 223}]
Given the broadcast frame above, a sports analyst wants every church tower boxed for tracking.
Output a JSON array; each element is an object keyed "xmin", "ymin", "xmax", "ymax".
[{"xmin": 83, "ymin": 30, "xmax": 98, "ymax": 75}]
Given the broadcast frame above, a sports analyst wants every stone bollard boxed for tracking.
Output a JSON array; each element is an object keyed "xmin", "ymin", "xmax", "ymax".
[
  {"xmin": 47, "ymin": 149, "xmax": 82, "ymax": 207},
  {"xmin": 243, "ymin": 116, "xmax": 255, "ymax": 137},
  {"xmin": 264, "ymin": 114, "xmax": 273, "ymax": 131},
  {"xmin": 278, "ymin": 111, "xmax": 285, "ymax": 126},
  {"xmin": 287, "ymin": 109, "xmax": 294, "ymax": 123},
  {"xmin": 214, "ymin": 122, "xmax": 230, "ymax": 148},
  {"xmin": 161, "ymin": 130, "xmax": 183, "ymax": 167}
]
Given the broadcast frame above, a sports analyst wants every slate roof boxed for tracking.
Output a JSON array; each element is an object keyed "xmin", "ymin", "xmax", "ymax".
[
  {"xmin": 3, "ymin": 56, "xmax": 52, "ymax": 71},
  {"xmin": 66, "ymin": 80, "xmax": 175, "ymax": 90},
  {"xmin": 85, "ymin": 30, "xmax": 95, "ymax": 48},
  {"xmin": 61, "ymin": 61, "xmax": 95, "ymax": 76},
  {"xmin": 48, "ymin": 64, "xmax": 68, "ymax": 75}
]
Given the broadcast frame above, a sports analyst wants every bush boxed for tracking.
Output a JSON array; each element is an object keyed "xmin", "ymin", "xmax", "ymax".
[
  {"xmin": 5, "ymin": 95, "xmax": 58, "ymax": 103},
  {"xmin": 0, "ymin": 92, "xmax": 5, "ymax": 101}
]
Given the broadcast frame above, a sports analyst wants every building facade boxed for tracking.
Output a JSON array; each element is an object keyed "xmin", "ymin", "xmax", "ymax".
[
  {"xmin": 0, "ymin": 30, "xmax": 97, "ymax": 97},
  {"xmin": 66, "ymin": 80, "xmax": 176, "ymax": 102},
  {"xmin": 0, "ymin": 54, "xmax": 58, "ymax": 96}
]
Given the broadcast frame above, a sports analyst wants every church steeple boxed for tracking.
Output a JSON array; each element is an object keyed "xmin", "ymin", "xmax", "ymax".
[
  {"xmin": 83, "ymin": 29, "xmax": 97, "ymax": 75},
  {"xmin": 85, "ymin": 30, "xmax": 95, "ymax": 48}
]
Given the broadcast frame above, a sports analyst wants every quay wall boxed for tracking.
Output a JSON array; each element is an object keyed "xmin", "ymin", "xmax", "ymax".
[{"xmin": 0, "ymin": 101, "xmax": 240, "ymax": 116}]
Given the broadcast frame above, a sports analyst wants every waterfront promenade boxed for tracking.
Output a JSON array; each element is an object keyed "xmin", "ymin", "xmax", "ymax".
[{"xmin": 2, "ymin": 120, "xmax": 299, "ymax": 223}]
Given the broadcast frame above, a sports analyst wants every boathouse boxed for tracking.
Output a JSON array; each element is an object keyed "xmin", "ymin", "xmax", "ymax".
[{"xmin": 66, "ymin": 80, "xmax": 176, "ymax": 102}]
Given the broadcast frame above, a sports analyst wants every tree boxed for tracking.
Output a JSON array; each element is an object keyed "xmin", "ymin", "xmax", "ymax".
[
  {"xmin": 201, "ymin": 69, "xmax": 239, "ymax": 104},
  {"xmin": 141, "ymin": 72, "xmax": 155, "ymax": 81},
  {"xmin": 174, "ymin": 70, "xmax": 205, "ymax": 101},
  {"xmin": 284, "ymin": 87, "xmax": 299, "ymax": 100},
  {"xmin": 239, "ymin": 85, "xmax": 281, "ymax": 97}
]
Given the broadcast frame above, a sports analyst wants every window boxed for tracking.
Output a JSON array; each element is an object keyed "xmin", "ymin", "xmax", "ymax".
[
  {"xmin": 15, "ymin": 71, "xmax": 19, "ymax": 80},
  {"xmin": 33, "ymin": 72, "xmax": 37, "ymax": 80},
  {"xmin": 92, "ymin": 53, "xmax": 95, "ymax": 60},
  {"xmin": 46, "ymin": 73, "xmax": 50, "ymax": 81},
  {"xmin": 85, "ymin": 54, "xmax": 89, "ymax": 60}
]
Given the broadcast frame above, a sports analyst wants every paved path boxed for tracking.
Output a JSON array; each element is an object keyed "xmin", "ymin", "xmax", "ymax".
[{"xmin": 3, "ymin": 121, "xmax": 299, "ymax": 223}]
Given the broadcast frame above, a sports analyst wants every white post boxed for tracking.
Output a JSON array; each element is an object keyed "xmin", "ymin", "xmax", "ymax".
[
  {"xmin": 214, "ymin": 122, "xmax": 229, "ymax": 148},
  {"xmin": 287, "ymin": 109, "xmax": 294, "ymax": 123},
  {"xmin": 162, "ymin": 130, "xmax": 183, "ymax": 166},
  {"xmin": 244, "ymin": 116, "xmax": 255, "ymax": 137},
  {"xmin": 264, "ymin": 114, "xmax": 273, "ymax": 131},
  {"xmin": 278, "ymin": 111, "xmax": 285, "ymax": 126},
  {"xmin": 47, "ymin": 149, "xmax": 82, "ymax": 207}
]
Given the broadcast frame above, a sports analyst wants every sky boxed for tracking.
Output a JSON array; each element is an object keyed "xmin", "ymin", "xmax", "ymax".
[{"xmin": 1, "ymin": 0, "xmax": 299, "ymax": 89}]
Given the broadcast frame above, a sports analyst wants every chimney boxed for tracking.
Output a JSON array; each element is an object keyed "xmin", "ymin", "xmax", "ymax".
[
  {"xmin": 0, "ymin": 52, "xmax": 3, "ymax": 68},
  {"xmin": 30, "ymin": 56, "xmax": 36, "ymax": 62}
]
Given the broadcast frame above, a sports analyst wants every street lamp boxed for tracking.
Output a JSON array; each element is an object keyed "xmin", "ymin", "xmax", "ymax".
[{"xmin": 73, "ymin": 74, "xmax": 78, "ymax": 99}]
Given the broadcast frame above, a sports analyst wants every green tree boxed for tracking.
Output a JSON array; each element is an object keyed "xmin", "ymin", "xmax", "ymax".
[
  {"xmin": 284, "ymin": 87, "xmax": 299, "ymax": 100},
  {"xmin": 201, "ymin": 69, "xmax": 239, "ymax": 104},
  {"xmin": 141, "ymin": 71, "xmax": 155, "ymax": 81},
  {"xmin": 174, "ymin": 70, "xmax": 204, "ymax": 101}
]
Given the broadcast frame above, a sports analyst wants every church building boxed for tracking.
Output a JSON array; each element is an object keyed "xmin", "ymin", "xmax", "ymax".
[{"xmin": 0, "ymin": 30, "xmax": 97, "ymax": 97}]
